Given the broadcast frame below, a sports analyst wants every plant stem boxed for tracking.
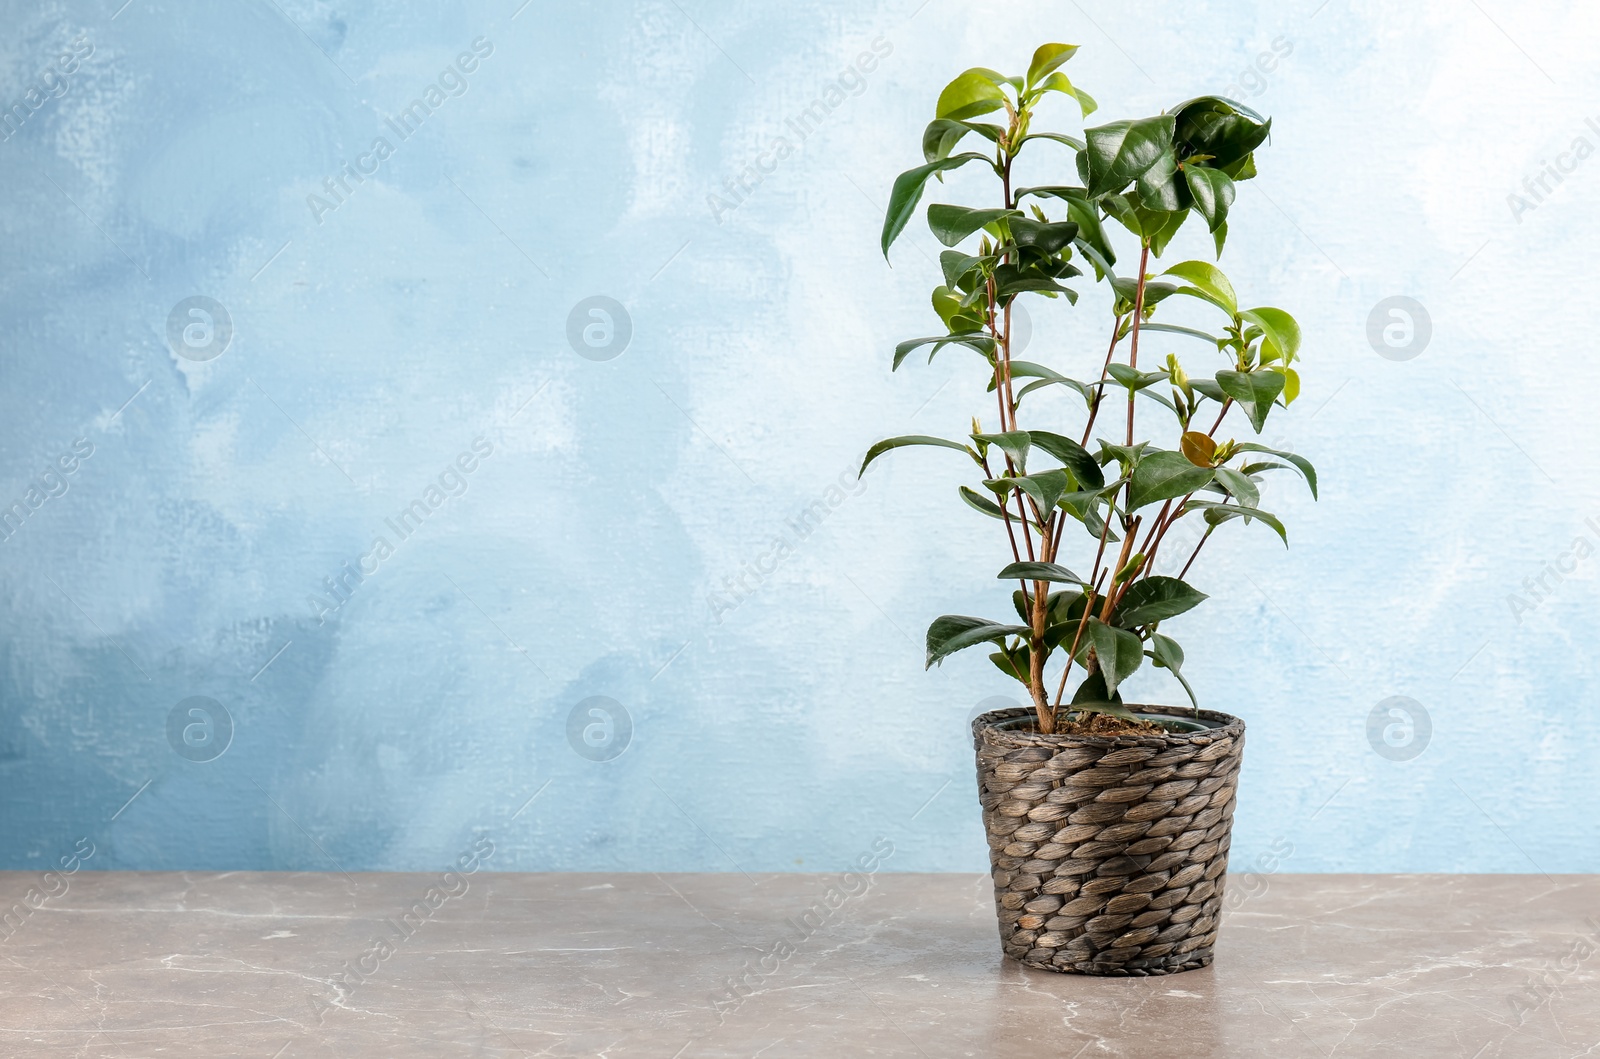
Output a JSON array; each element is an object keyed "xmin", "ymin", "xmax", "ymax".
[
  {"xmin": 1126, "ymin": 246, "xmax": 1151, "ymax": 447},
  {"xmin": 1051, "ymin": 570, "xmax": 1104, "ymax": 711},
  {"xmin": 1178, "ymin": 525, "xmax": 1214, "ymax": 580},
  {"xmin": 1079, "ymin": 315, "xmax": 1125, "ymax": 448}
]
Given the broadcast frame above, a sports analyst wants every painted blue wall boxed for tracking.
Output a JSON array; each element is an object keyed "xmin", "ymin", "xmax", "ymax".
[{"xmin": 0, "ymin": 0, "xmax": 1594, "ymax": 877}]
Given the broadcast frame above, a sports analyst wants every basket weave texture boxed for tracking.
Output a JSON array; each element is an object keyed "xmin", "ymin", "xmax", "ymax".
[{"xmin": 973, "ymin": 705, "xmax": 1246, "ymax": 976}]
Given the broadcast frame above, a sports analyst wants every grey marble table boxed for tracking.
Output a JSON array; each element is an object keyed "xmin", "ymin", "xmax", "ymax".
[{"xmin": 0, "ymin": 871, "xmax": 1594, "ymax": 1058}]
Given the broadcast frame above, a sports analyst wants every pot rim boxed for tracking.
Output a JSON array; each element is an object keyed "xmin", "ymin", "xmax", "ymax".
[{"xmin": 973, "ymin": 703, "xmax": 1245, "ymax": 749}]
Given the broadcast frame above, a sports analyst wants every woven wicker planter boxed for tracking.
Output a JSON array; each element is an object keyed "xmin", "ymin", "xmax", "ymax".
[{"xmin": 973, "ymin": 704, "xmax": 1245, "ymax": 976}]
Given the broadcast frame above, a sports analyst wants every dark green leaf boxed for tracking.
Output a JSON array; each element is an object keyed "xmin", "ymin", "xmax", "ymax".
[
  {"xmin": 859, "ymin": 435, "xmax": 975, "ymax": 477},
  {"xmin": 927, "ymin": 204, "xmax": 1019, "ymax": 247},
  {"xmin": 1191, "ymin": 500, "xmax": 1288, "ymax": 543},
  {"xmin": 986, "ymin": 469, "xmax": 1069, "ymax": 514},
  {"xmin": 1213, "ymin": 466, "xmax": 1259, "ymax": 508},
  {"xmin": 959, "ymin": 485, "xmax": 1012, "ymax": 523},
  {"xmin": 1009, "ymin": 216, "xmax": 1079, "ymax": 255},
  {"xmin": 926, "ymin": 615, "xmax": 1031, "ymax": 668},
  {"xmin": 1233, "ymin": 443, "xmax": 1317, "ymax": 498},
  {"xmin": 921, "ymin": 118, "xmax": 1002, "ymax": 163},
  {"xmin": 998, "ymin": 560, "xmax": 1086, "ymax": 585},
  {"xmin": 1184, "ymin": 166, "xmax": 1236, "ymax": 233},
  {"xmin": 1080, "ymin": 618, "xmax": 1143, "ymax": 697},
  {"xmin": 1112, "ymin": 576, "xmax": 1208, "ymax": 627},
  {"xmin": 1127, "ymin": 450, "xmax": 1213, "ymax": 510},
  {"xmin": 1026, "ymin": 430, "xmax": 1104, "ymax": 488},
  {"xmin": 1216, "ymin": 369, "xmax": 1285, "ymax": 432},
  {"xmin": 1148, "ymin": 632, "xmax": 1198, "ymax": 707},
  {"xmin": 1140, "ymin": 321, "xmax": 1224, "ymax": 345},
  {"xmin": 891, "ymin": 332, "xmax": 994, "ymax": 370},
  {"xmin": 1017, "ymin": 131, "xmax": 1086, "ymax": 151},
  {"xmin": 1084, "ymin": 115, "xmax": 1176, "ymax": 198},
  {"xmin": 882, "ymin": 153, "xmax": 991, "ymax": 258},
  {"xmin": 972, "ymin": 430, "xmax": 1030, "ymax": 469}
]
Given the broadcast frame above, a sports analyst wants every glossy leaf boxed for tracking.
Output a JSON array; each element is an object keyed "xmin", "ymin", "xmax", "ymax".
[
  {"xmin": 1180, "ymin": 430, "xmax": 1217, "ymax": 466},
  {"xmin": 987, "ymin": 469, "xmax": 1070, "ymax": 514},
  {"xmin": 1034, "ymin": 72, "xmax": 1095, "ymax": 117},
  {"xmin": 1083, "ymin": 115, "xmax": 1176, "ymax": 198},
  {"xmin": 926, "ymin": 615, "xmax": 1031, "ymax": 668},
  {"xmin": 1026, "ymin": 430, "xmax": 1104, "ymax": 488},
  {"xmin": 892, "ymin": 332, "xmax": 993, "ymax": 370},
  {"xmin": 1148, "ymin": 633, "xmax": 1198, "ymax": 707},
  {"xmin": 927, "ymin": 204, "xmax": 1018, "ymax": 247},
  {"xmin": 859, "ymin": 435, "xmax": 974, "ymax": 477},
  {"xmin": 1191, "ymin": 500, "xmax": 1288, "ymax": 543},
  {"xmin": 1184, "ymin": 166, "xmax": 1235, "ymax": 233},
  {"xmin": 881, "ymin": 153, "xmax": 991, "ymax": 257},
  {"xmin": 1233, "ymin": 443, "xmax": 1317, "ymax": 498},
  {"xmin": 1141, "ymin": 321, "xmax": 1224, "ymax": 345},
  {"xmin": 1025, "ymin": 43, "xmax": 1079, "ymax": 88},
  {"xmin": 1112, "ymin": 576, "xmax": 1208, "ymax": 627},
  {"xmin": 972, "ymin": 430, "xmax": 1030, "ymax": 469},
  {"xmin": 1213, "ymin": 466, "xmax": 1259, "ymax": 508},
  {"xmin": 1240, "ymin": 307, "xmax": 1302, "ymax": 364},
  {"xmin": 998, "ymin": 560, "xmax": 1086, "ymax": 585},
  {"xmin": 958, "ymin": 485, "xmax": 1011, "ymax": 523},
  {"xmin": 1216, "ymin": 369, "xmax": 1285, "ymax": 432},
  {"xmin": 936, "ymin": 69, "xmax": 1008, "ymax": 120},
  {"xmin": 1127, "ymin": 450, "xmax": 1213, "ymax": 510},
  {"xmin": 921, "ymin": 118, "xmax": 1001, "ymax": 163},
  {"xmin": 1161, "ymin": 260, "xmax": 1237, "ymax": 315},
  {"xmin": 1081, "ymin": 618, "xmax": 1143, "ymax": 697},
  {"xmin": 1009, "ymin": 216, "xmax": 1079, "ymax": 254}
]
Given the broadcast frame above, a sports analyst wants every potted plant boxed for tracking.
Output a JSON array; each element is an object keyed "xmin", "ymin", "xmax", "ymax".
[{"xmin": 863, "ymin": 44, "xmax": 1316, "ymax": 976}]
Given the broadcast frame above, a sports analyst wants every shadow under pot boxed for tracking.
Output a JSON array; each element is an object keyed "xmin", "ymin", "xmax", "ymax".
[{"xmin": 972, "ymin": 704, "xmax": 1246, "ymax": 976}]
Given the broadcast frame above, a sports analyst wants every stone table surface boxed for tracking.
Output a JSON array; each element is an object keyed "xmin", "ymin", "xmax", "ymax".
[{"xmin": 0, "ymin": 871, "xmax": 1595, "ymax": 1058}]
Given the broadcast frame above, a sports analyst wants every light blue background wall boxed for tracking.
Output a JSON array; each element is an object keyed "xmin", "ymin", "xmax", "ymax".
[{"xmin": 0, "ymin": 0, "xmax": 1595, "ymax": 876}]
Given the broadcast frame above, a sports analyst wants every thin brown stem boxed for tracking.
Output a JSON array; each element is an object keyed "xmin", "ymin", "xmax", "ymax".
[
  {"xmin": 1126, "ymin": 246, "xmax": 1151, "ymax": 447},
  {"xmin": 1051, "ymin": 570, "xmax": 1105, "ymax": 711},
  {"xmin": 1207, "ymin": 398, "xmax": 1233, "ymax": 437},
  {"xmin": 1178, "ymin": 525, "xmax": 1215, "ymax": 580},
  {"xmin": 1079, "ymin": 316, "xmax": 1125, "ymax": 448}
]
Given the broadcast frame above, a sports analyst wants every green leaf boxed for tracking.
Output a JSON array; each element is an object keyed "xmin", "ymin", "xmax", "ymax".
[
  {"xmin": 1240, "ymin": 307, "xmax": 1302, "ymax": 364},
  {"xmin": 1004, "ymin": 363, "xmax": 1095, "ymax": 407},
  {"xmin": 1127, "ymin": 450, "xmax": 1213, "ymax": 511},
  {"xmin": 1183, "ymin": 166, "xmax": 1236, "ymax": 233},
  {"xmin": 1112, "ymin": 576, "xmax": 1208, "ymax": 627},
  {"xmin": 927, "ymin": 204, "xmax": 1018, "ymax": 247},
  {"xmin": 1140, "ymin": 321, "xmax": 1224, "ymax": 345},
  {"xmin": 1015, "ymin": 186, "xmax": 1116, "ymax": 272},
  {"xmin": 1135, "ymin": 146, "xmax": 1183, "ymax": 211},
  {"xmin": 1106, "ymin": 363, "xmax": 1165, "ymax": 391},
  {"xmin": 1025, "ymin": 430, "xmax": 1104, "ymax": 489},
  {"xmin": 936, "ymin": 69, "xmax": 1007, "ymax": 120},
  {"xmin": 1148, "ymin": 633, "xmax": 1198, "ymax": 707},
  {"xmin": 1161, "ymin": 260, "xmax": 1237, "ymax": 315},
  {"xmin": 1081, "ymin": 618, "xmax": 1143, "ymax": 698},
  {"xmin": 859, "ymin": 435, "xmax": 975, "ymax": 477},
  {"xmin": 1190, "ymin": 378, "xmax": 1226, "ymax": 402},
  {"xmin": 1034, "ymin": 72, "xmax": 1096, "ymax": 117},
  {"xmin": 986, "ymin": 469, "xmax": 1069, "ymax": 514},
  {"xmin": 1017, "ymin": 131, "xmax": 1086, "ymax": 152},
  {"xmin": 926, "ymin": 615, "xmax": 1031, "ymax": 668},
  {"xmin": 1083, "ymin": 115, "xmax": 1176, "ymax": 198},
  {"xmin": 921, "ymin": 118, "xmax": 1001, "ymax": 163},
  {"xmin": 892, "ymin": 332, "xmax": 993, "ymax": 370},
  {"xmin": 1233, "ymin": 443, "xmax": 1317, "ymax": 499},
  {"xmin": 959, "ymin": 485, "xmax": 1031, "ymax": 526},
  {"xmin": 882, "ymin": 153, "xmax": 991, "ymax": 258},
  {"xmin": 998, "ymin": 560, "xmax": 1086, "ymax": 585},
  {"xmin": 1213, "ymin": 466, "xmax": 1259, "ymax": 508},
  {"xmin": 1069, "ymin": 671, "xmax": 1137, "ymax": 720},
  {"xmin": 1191, "ymin": 500, "xmax": 1288, "ymax": 544},
  {"xmin": 972, "ymin": 430, "xmax": 1030, "ymax": 469},
  {"xmin": 990, "ymin": 648, "xmax": 1029, "ymax": 684},
  {"xmin": 1216, "ymin": 369, "xmax": 1285, "ymax": 432},
  {"xmin": 1009, "ymin": 216, "xmax": 1079, "ymax": 255},
  {"xmin": 1025, "ymin": 42, "xmax": 1079, "ymax": 88}
]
